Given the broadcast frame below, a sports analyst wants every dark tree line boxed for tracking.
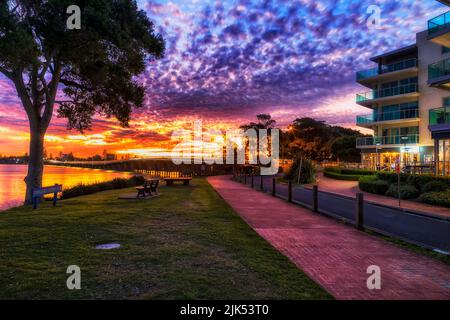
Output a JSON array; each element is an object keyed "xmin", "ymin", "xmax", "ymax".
[{"xmin": 241, "ymin": 115, "xmax": 365, "ymax": 163}]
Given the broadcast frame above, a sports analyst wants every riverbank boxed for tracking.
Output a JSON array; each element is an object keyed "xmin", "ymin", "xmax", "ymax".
[
  {"xmin": 0, "ymin": 178, "xmax": 330, "ymax": 299},
  {"xmin": 0, "ymin": 164, "xmax": 132, "ymax": 211}
]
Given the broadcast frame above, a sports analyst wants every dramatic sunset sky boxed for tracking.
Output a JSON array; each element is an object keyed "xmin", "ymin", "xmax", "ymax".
[{"xmin": 0, "ymin": 0, "xmax": 447, "ymax": 157}]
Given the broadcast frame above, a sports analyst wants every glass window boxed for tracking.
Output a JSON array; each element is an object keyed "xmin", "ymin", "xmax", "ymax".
[{"xmin": 443, "ymin": 97, "xmax": 450, "ymax": 107}]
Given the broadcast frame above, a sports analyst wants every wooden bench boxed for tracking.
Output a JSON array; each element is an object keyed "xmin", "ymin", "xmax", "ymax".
[
  {"xmin": 136, "ymin": 179, "xmax": 159, "ymax": 198},
  {"xmin": 163, "ymin": 177, "xmax": 192, "ymax": 186},
  {"xmin": 32, "ymin": 184, "xmax": 63, "ymax": 209}
]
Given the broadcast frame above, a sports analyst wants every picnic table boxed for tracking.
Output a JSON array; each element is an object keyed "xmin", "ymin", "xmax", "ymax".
[
  {"xmin": 163, "ymin": 177, "xmax": 192, "ymax": 186},
  {"xmin": 136, "ymin": 178, "xmax": 159, "ymax": 198}
]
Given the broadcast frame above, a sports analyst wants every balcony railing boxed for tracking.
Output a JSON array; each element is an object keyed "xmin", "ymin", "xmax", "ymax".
[
  {"xmin": 428, "ymin": 11, "xmax": 450, "ymax": 35},
  {"xmin": 429, "ymin": 107, "xmax": 450, "ymax": 126},
  {"xmin": 356, "ymin": 84, "xmax": 418, "ymax": 102},
  {"xmin": 428, "ymin": 58, "xmax": 450, "ymax": 81},
  {"xmin": 356, "ymin": 59, "xmax": 418, "ymax": 81},
  {"xmin": 356, "ymin": 135, "xmax": 419, "ymax": 147},
  {"xmin": 356, "ymin": 109, "xmax": 419, "ymax": 125}
]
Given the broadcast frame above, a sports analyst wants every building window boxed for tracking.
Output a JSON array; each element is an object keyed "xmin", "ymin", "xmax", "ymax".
[{"xmin": 444, "ymin": 97, "xmax": 450, "ymax": 107}]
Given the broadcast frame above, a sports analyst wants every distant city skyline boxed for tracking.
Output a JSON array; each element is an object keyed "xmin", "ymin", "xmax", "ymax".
[{"xmin": 0, "ymin": 0, "xmax": 447, "ymax": 157}]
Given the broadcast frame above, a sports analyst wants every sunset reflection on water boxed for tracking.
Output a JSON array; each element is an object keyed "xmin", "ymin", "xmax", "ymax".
[{"xmin": 0, "ymin": 165, "xmax": 131, "ymax": 211}]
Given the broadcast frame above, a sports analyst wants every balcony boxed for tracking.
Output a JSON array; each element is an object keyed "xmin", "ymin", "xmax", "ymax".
[
  {"xmin": 428, "ymin": 107, "xmax": 450, "ymax": 139},
  {"xmin": 356, "ymin": 84, "xmax": 419, "ymax": 107},
  {"xmin": 428, "ymin": 58, "xmax": 450, "ymax": 89},
  {"xmin": 428, "ymin": 11, "xmax": 450, "ymax": 47},
  {"xmin": 356, "ymin": 59, "xmax": 418, "ymax": 86},
  {"xmin": 356, "ymin": 135, "xmax": 419, "ymax": 148},
  {"xmin": 356, "ymin": 109, "xmax": 419, "ymax": 128},
  {"xmin": 430, "ymin": 107, "xmax": 450, "ymax": 126}
]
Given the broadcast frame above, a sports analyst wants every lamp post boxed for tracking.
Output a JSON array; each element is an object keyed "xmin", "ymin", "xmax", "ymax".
[
  {"xmin": 375, "ymin": 143, "xmax": 381, "ymax": 171},
  {"xmin": 401, "ymin": 136, "xmax": 409, "ymax": 169},
  {"xmin": 398, "ymin": 136, "xmax": 409, "ymax": 207}
]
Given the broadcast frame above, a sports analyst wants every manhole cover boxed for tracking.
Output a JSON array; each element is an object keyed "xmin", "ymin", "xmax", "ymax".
[{"xmin": 95, "ymin": 243, "xmax": 121, "ymax": 250}]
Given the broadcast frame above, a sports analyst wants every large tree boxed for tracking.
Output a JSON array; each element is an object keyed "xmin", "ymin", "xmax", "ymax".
[
  {"xmin": 0, "ymin": 0, "xmax": 164, "ymax": 203},
  {"xmin": 285, "ymin": 117, "xmax": 364, "ymax": 162}
]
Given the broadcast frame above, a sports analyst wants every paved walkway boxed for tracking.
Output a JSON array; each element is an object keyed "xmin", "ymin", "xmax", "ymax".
[
  {"xmin": 307, "ymin": 172, "xmax": 450, "ymax": 219},
  {"xmin": 208, "ymin": 175, "xmax": 450, "ymax": 300}
]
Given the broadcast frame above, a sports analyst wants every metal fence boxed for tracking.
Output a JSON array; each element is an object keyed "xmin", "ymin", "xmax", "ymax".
[{"xmin": 234, "ymin": 173, "xmax": 450, "ymax": 252}]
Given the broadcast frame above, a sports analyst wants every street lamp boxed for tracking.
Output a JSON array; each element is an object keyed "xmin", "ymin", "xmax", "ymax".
[
  {"xmin": 401, "ymin": 136, "xmax": 409, "ymax": 169},
  {"xmin": 375, "ymin": 143, "xmax": 381, "ymax": 171}
]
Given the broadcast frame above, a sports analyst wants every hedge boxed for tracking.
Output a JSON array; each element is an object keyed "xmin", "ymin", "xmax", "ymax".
[
  {"xmin": 376, "ymin": 172, "xmax": 450, "ymax": 188},
  {"xmin": 340, "ymin": 168, "xmax": 376, "ymax": 176},
  {"xmin": 323, "ymin": 171, "xmax": 361, "ymax": 181},
  {"xmin": 421, "ymin": 181, "xmax": 450, "ymax": 193},
  {"xmin": 324, "ymin": 167, "xmax": 376, "ymax": 181},
  {"xmin": 418, "ymin": 190, "xmax": 450, "ymax": 208},
  {"xmin": 375, "ymin": 172, "xmax": 409, "ymax": 183},
  {"xmin": 358, "ymin": 176, "xmax": 389, "ymax": 195},
  {"xmin": 61, "ymin": 176, "xmax": 145, "ymax": 199},
  {"xmin": 385, "ymin": 184, "xmax": 420, "ymax": 200}
]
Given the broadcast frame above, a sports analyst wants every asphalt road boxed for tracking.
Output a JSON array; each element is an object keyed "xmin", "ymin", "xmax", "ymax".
[{"xmin": 239, "ymin": 175, "xmax": 450, "ymax": 252}]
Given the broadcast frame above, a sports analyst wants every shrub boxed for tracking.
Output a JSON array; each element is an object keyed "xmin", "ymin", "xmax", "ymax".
[
  {"xmin": 130, "ymin": 175, "xmax": 146, "ymax": 186},
  {"xmin": 324, "ymin": 171, "xmax": 361, "ymax": 181},
  {"xmin": 421, "ymin": 181, "xmax": 450, "ymax": 193},
  {"xmin": 61, "ymin": 175, "xmax": 144, "ymax": 199},
  {"xmin": 385, "ymin": 184, "xmax": 420, "ymax": 199},
  {"xmin": 358, "ymin": 176, "xmax": 389, "ymax": 195},
  {"xmin": 340, "ymin": 168, "xmax": 376, "ymax": 176},
  {"xmin": 323, "ymin": 167, "xmax": 341, "ymax": 173},
  {"xmin": 376, "ymin": 171, "xmax": 409, "ymax": 184},
  {"xmin": 111, "ymin": 178, "xmax": 131, "ymax": 189},
  {"xmin": 419, "ymin": 190, "xmax": 450, "ymax": 208},
  {"xmin": 407, "ymin": 174, "xmax": 450, "ymax": 190},
  {"xmin": 284, "ymin": 158, "xmax": 316, "ymax": 184},
  {"xmin": 323, "ymin": 167, "xmax": 375, "ymax": 180},
  {"xmin": 61, "ymin": 183, "xmax": 100, "ymax": 199}
]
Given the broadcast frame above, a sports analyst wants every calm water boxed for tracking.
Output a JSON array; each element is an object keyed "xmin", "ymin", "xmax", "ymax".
[{"xmin": 0, "ymin": 165, "xmax": 131, "ymax": 211}]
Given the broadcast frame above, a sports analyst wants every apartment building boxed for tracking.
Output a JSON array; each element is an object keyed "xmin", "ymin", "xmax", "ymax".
[{"xmin": 355, "ymin": 6, "xmax": 450, "ymax": 175}]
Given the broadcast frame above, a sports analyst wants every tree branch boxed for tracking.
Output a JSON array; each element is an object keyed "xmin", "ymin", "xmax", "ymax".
[
  {"xmin": 12, "ymin": 69, "xmax": 37, "ymax": 129},
  {"xmin": 41, "ymin": 60, "xmax": 62, "ymax": 132},
  {"xmin": 0, "ymin": 66, "xmax": 13, "ymax": 80}
]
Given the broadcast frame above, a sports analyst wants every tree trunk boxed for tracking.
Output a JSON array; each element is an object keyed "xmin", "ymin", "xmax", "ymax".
[{"xmin": 25, "ymin": 129, "xmax": 45, "ymax": 204}]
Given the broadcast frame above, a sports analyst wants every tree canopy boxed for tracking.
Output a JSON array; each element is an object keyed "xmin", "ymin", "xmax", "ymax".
[
  {"xmin": 284, "ymin": 117, "xmax": 364, "ymax": 162},
  {"xmin": 0, "ymin": 0, "xmax": 165, "ymax": 202},
  {"xmin": 0, "ymin": 0, "xmax": 165, "ymax": 132}
]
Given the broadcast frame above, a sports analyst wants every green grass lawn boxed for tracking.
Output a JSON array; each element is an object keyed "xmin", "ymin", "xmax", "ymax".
[{"xmin": 0, "ymin": 178, "xmax": 331, "ymax": 300}]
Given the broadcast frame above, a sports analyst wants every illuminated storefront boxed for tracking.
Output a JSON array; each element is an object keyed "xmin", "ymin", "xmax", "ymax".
[{"xmin": 361, "ymin": 146, "xmax": 434, "ymax": 171}]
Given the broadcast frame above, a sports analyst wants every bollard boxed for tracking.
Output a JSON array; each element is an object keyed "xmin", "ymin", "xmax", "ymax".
[
  {"xmin": 355, "ymin": 193, "xmax": 364, "ymax": 230},
  {"xmin": 272, "ymin": 178, "xmax": 276, "ymax": 196},
  {"xmin": 312, "ymin": 185, "xmax": 318, "ymax": 212},
  {"xmin": 244, "ymin": 174, "xmax": 247, "ymax": 185},
  {"xmin": 288, "ymin": 181, "xmax": 292, "ymax": 202},
  {"xmin": 260, "ymin": 175, "xmax": 264, "ymax": 191},
  {"xmin": 251, "ymin": 175, "xmax": 254, "ymax": 188}
]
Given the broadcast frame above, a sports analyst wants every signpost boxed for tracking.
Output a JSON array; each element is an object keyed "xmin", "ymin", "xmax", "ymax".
[{"xmin": 32, "ymin": 184, "xmax": 63, "ymax": 209}]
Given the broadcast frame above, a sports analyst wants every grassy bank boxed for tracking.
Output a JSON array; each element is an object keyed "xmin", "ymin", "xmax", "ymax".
[{"xmin": 0, "ymin": 178, "xmax": 330, "ymax": 300}]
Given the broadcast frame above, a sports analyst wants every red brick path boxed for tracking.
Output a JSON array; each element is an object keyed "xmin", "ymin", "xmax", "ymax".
[{"xmin": 207, "ymin": 176, "xmax": 450, "ymax": 300}]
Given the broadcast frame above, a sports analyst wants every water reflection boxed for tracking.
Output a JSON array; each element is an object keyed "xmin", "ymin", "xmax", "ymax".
[{"xmin": 0, "ymin": 165, "xmax": 131, "ymax": 211}]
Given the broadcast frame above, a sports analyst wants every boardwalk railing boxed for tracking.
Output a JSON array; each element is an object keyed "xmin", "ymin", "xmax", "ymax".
[{"xmin": 134, "ymin": 169, "xmax": 193, "ymax": 178}]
